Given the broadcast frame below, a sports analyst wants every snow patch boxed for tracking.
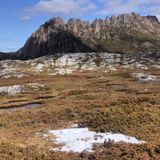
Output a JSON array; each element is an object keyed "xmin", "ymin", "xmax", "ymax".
[{"xmin": 48, "ymin": 125, "xmax": 144, "ymax": 153}]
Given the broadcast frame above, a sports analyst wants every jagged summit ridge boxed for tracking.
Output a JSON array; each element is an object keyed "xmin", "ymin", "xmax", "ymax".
[
  {"xmin": 34, "ymin": 13, "xmax": 160, "ymax": 39},
  {"xmin": 1, "ymin": 13, "xmax": 160, "ymax": 60}
]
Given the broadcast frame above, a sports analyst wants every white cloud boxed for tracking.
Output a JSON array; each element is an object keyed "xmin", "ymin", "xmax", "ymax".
[
  {"xmin": 21, "ymin": 0, "xmax": 160, "ymax": 20},
  {"xmin": 28, "ymin": 0, "xmax": 95, "ymax": 15},
  {"xmin": 96, "ymin": 0, "xmax": 160, "ymax": 18}
]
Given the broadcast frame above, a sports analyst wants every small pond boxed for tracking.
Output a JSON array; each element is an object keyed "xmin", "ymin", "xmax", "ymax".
[{"xmin": 0, "ymin": 103, "xmax": 42, "ymax": 110}]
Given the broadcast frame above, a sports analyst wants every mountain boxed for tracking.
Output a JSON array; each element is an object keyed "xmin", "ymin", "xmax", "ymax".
[{"xmin": 1, "ymin": 13, "xmax": 160, "ymax": 60}]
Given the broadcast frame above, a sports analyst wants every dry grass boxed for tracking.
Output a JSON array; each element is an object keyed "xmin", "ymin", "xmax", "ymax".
[{"xmin": 0, "ymin": 68, "xmax": 160, "ymax": 159}]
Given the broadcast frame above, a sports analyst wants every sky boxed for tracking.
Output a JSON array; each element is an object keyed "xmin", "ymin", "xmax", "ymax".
[{"xmin": 0, "ymin": 0, "xmax": 160, "ymax": 52}]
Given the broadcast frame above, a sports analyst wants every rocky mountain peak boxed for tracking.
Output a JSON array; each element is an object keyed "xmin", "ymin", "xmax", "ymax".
[
  {"xmin": 43, "ymin": 17, "xmax": 65, "ymax": 28},
  {"xmin": 1, "ymin": 13, "xmax": 160, "ymax": 60}
]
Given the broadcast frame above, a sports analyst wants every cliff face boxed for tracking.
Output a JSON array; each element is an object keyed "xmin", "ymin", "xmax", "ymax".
[{"xmin": 2, "ymin": 13, "xmax": 160, "ymax": 60}]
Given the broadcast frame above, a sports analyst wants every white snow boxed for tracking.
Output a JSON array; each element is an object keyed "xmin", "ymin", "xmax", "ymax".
[
  {"xmin": 131, "ymin": 73, "xmax": 157, "ymax": 81},
  {"xmin": 0, "ymin": 85, "xmax": 23, "ymax": 95},
  {"xmin": 48, "ymin": 125, "xmax": 144, "ymax": 153}
]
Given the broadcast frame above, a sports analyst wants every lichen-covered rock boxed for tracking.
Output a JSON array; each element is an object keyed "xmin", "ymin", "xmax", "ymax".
[
  {"xmin": 0, "ymin": 52, "xmax": 159, "ymax": 76},
  {"xmin": 0, "ymin": 85, "xmax": 23, "ymax": 95},
  {"xmin": 131, "ymin": 73, "xmax": 157, "ymax": 82}
]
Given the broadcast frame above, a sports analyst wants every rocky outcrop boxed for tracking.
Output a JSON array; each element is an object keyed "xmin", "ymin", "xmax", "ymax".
[
  {"xmin": 0, "ymin": 52, "xmax": 18, "ymax": 60},
  {"xmin": 2, "ymin": 13, "xmax": 160, "ymax": 60},
  {"xmin": 0, "ymin": 85, "xmax": 23, "ymax": 95},
  {"xmin": 0, "ymin": 52, "xmax": 159, "ymax": 76}
]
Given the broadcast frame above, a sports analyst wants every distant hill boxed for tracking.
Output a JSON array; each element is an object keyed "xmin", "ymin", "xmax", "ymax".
[
  {"xmin": 0, "ymin": 52, "xmax": 17, "ymax": 60},
  {"xmin": 1, "ymin": 13, "xmax": 160, "ymax": 60}
]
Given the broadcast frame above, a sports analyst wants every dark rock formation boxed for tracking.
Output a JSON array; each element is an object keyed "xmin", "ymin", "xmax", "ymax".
[
  {"xmin": 0, "ymin": 52, "xmax": 17, "ymax": 60},
  {"xmin": 1, "ymin": 13, "xmax": 160, "ymax": 60}
]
